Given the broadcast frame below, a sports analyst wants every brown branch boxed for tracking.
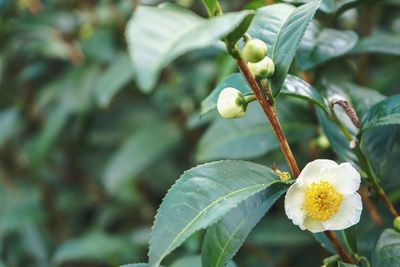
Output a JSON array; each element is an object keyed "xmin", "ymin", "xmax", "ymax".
[
  {"xmin": 377, "ymin": 188, "xmax": 399, "ymax": 218},
  {"xmin": 332, "ymin": 99, "xmax": 361, "ymax": 128},
  {"xmin": 325, "ymin": 231, "xmax": 356, "ymax": 264},
  {"xmin": 357, "ymin": 6, "xmax": 373, "ymax": 86},
  {"xmin": 359, "ymin": 186, "xmax": 383, "ymax": 225},
  {"xmin": 300, "ymin": 71, "xmax": 312, "ymax": 85},
  {"xmin": 237, "ymin": 58, "xmax": 300, "ymax": 177}
]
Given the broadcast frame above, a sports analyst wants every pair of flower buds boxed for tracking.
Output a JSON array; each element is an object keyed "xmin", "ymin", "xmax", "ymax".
[{"xmin": 217, "ymin": 39, "xmax": 274, "ymax": 119}]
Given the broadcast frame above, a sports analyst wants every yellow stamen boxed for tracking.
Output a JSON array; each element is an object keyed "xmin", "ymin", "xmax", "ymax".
[{"xmin": 304, "ymin": 181, "xmax": 343, "ymax": 221}]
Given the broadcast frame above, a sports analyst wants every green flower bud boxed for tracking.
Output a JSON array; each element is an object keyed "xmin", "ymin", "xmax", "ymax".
[
  {"xmin": 217, "ymin": 87, "xmax": 247, "ymax": 119},
  {"xmin": 242, "ymin": 39, "xmax": 268, "ymax": 63},
  {"xmin": 394, "ymin": 216, "xmax": 400, "ymax": 232},
  {"xmin": 248, "ymin": 56, "xmax": 275, "ymax": 79},
  {"xmin": 316, "ymin": 135, "xmax": 330, "ymax": 150}
]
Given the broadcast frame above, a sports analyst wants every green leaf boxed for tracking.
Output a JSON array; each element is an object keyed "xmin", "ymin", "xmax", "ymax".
[
  {"xmin": 313, "ymin": 232, "xmax": 336, "ymax": 254},
  {"xmin": 360, "ymin": 126, "xmax": 396, "ymax": 180},
  {"xmin": 338, "ymin": 262, "xmax": 359, "ymax": 267},
  {"xmin": 0, "ymin": 185, "xmax": 45, "ymax": 235},
  {"xmin": 201, "ymin": 187, "xmax": 286, "ymax": 267},
  {"xmin": 283, "ymin": 0, "xmax": 334, "ymax": 13},
  {"xmin": 53, "ymin": 232, "xmax": 137, "ymax": 265},
  {"xmin": 32, "ymin": 65, "xmax": 100, "ymax": 164},
  {"xmin": 361, "ymin": 94, "xmax": 400, "ymax": 132},
  {"xmin": 200, "ymin": 73, "xmax": 251, "ymax": 116},
  {"xmin": 296, "ymin": 21, "xmax": 358, "ymax": 70},
  {"xmin": 226, "ymin": 14, "xmax": 255, "ymax": 47},
  {"xmin": 95, "ymin": 53, "xmax": 135, "ymax": 108},
  {"xmin": 350, "ymin": 32, "xmax": 400, "ymax": 56},
  {"xmin": 148, "ymin": 160, "xmax": 285, "ymax": 266},
  {"xmin": 170, "ymin": 255, "xmax": 236, "ymax": 267},
  {"xmin": 171, "ymin": 256, "xmax": 203, "ymax": 267},
  {"xmin": 126, "ymin": 4, "xmax": 253, "ymax": 92},
  {"xmin": 248, "ymin": 215, "xmax": 313, "ymax": 246},
  {"xmin": 316, "ymin": 107, "xmax": 359, "ymax": 165},
  {"xmin": 32, "ymin": 104, "xmax": 72, "ymax": 164},
  {"xmin": 0, "ymin": 108, "xmax": 19, "ymax": 148},
  {"xmin": 270, "ymin": 0, "xmax": 321, "ymax": 95},
  {"xmin": 280, "ymin": 74, "xmax": 329, "ymax": 114},
  {"xmin": 103, "ymin": 123, "xmax": 181, "ymax": 196},
  {"xmin": 335, "ymin": 0, "xmax": 362, "ymax": 16},
  {"xmin": 248, "ymin": 4, "xmax": 296, "ymax": 51},
  {"xmin": 372, "ymin": 229, "xmax": 400, "ymax": 267},
  {"xmin": 196, "ymin": 104, "xmax": 316, "ymax": 162},
  {"xmin": 120, "ymin": 264, "xmax": 164, "ymax": 267}
]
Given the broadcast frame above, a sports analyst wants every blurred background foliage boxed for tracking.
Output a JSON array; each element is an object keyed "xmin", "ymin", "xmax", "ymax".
[{"xmin": 0, "ymin": 0, "xmax": 399, "ymax": 266}]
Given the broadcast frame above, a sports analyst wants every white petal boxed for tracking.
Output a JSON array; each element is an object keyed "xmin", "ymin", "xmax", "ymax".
[
  {"xmin": 302, "ymin": 217, "xmax": 325, "ymax": 233},
  {"xmin": 322, "ymin": 193, "xmax": 362, "ymax": 231},
  {"xmin": 323, "ymin": 162, "xmax": 361, "ymax": 195},
  {"xmin": 284, "ymin": 183, "xmax": 306, "ymax": 226},
  {"xmin": 297, "ymin": 159, "xmax": 338, "ymax": 186}
]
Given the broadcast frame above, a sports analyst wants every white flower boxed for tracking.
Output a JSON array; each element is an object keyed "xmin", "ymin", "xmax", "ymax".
[
  {"xmin": 217, "ymin": 87, "xmax": 247, "ymax": 119},
  {"xmin": 285, "ymin": 159, "xmax": 362, "ymax": 233}
]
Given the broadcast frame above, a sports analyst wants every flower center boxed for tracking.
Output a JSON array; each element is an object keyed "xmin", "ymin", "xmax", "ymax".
[{"xmin": 304, "ymin": 181, "xmax": 343, "ymax": 221}]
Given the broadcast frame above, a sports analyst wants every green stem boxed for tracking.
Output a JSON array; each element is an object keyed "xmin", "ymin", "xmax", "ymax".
[
  {"xmin": 244, "ymin": 94, "xmax": 257, "ymax": 103},
  {"xmin": 214, "ymin": 2, "xmax": 223, "ymax": 16},
  {"xmin": 358, "ymin": 256, "xmax": 372, "ymax": 267},
  {"xmin": 260, "ymin": 79, "xmax": 275, "ymax": 106}
]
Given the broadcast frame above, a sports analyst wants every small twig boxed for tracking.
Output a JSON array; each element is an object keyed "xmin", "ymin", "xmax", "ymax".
[
  {"xmin": 300, "ymin": 71, "xmax": 312, "ymax": 85},
  {"xmin": 331, "ymin": 99, "xmax": 361, "ymax": 128},
  {"xmin": 260, "ymin": 79, "xmax": 275, "ymax": 106},
  {"xmin": 325, "ymin": 231, "xmax": 356, "ymax": 264},
  {"xmin": 359, "ymin": 186, "xmax": 383, "ymax": 225},
  {"xmin": 357, "ymin": 6, "xmax": 373, "ymax": 85},
  {"xmin": 377, "ymin": 187, "xmax": 399, "ymax": 218}
]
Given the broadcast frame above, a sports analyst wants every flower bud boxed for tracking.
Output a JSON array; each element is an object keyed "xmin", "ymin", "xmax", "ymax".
[
  {"xmin": 248, "ymin": 56, "xmax": 275, "ymax": 79},
  {"xmin": 217, "ymin": 87, "xmax": 247, "ymax": 119},
  {"xmin": 316, "ymin": 135, "xmax": 330, "ymax": 150},
  {"xmin": 394, "ymin": 216, "xmax": 400, "ymax": 232},
  {"xmin": 242, "ymin": 39, "xmax": 268, "ymax": 63}
]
